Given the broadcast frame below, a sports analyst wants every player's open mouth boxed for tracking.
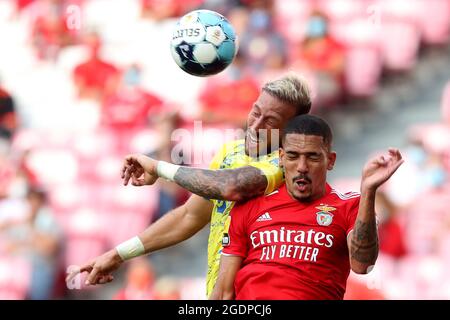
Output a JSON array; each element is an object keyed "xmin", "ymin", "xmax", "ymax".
[{"xmin": 294, "ymin": 179, "xmax": 310, "ymax": 192}]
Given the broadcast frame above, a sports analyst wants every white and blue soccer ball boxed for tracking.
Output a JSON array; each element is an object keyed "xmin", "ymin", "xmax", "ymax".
[{"xmin": 170, "ymin": 10, "xmax": 238, "ymax": 77}]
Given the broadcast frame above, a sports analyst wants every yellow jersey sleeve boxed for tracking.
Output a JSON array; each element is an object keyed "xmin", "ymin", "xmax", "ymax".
[{"xmin": 249, "ymin": 160, "xmax": 284, "ymax": 195}]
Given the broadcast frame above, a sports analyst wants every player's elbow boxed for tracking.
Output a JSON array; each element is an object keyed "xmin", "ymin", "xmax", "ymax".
[
  {"xmin": 223, "ymin": 183, "xmax": 264, "ymax": 202},
  {"xmin": 350, "ymin": 261, "xmax": 376, "ymax": 274},
  {"xmin": 221, "ymin": 184, "xmax": 246, "ymax": 202},
  {"xmin": 351, "ymin": 266, "xmax": 369, "ymax": 274}
]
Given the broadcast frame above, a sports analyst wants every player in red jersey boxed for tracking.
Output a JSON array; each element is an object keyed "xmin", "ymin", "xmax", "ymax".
[{"xmin": 211, "ymin": 114, "xmax": 404, "ymax": 300}]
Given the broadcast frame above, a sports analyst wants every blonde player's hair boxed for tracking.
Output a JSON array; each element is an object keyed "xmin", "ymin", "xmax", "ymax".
[{"xmin": 262, "ymin": 73, "xmax": 312, "ymax": 115}]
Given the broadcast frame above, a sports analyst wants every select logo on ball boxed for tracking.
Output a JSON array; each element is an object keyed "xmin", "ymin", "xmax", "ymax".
[{"xmin": 170, "ymin": 9, "xmax": 237, "ymax": 77}]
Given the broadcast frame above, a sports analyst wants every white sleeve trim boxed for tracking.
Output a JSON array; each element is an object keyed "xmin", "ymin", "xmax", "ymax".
[
  {"xmin": 222, "ymin": 252, "xmax": 242, "ymax": 257},
  {"xmin": 347, "ymin": 229, "xmax": 354, "ymax": 240}
]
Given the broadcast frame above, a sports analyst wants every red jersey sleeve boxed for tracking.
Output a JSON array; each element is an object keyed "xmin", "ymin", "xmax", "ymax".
[
  {"xmin": 222, "ymin": 199, "xmax": 258, "ymax": 258},
  {"xmin": 345, "ymin": 195, "xmax": 360, "ymax": 236}
]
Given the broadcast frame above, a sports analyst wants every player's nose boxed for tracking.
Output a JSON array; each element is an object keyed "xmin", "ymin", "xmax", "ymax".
[
  {"xmin": 249, "ymin": 117, "xmax": 264, "ymax": 132},
  {"xmin": 296, "ymin": 156, "xmax": 309, "ymax": 173}
]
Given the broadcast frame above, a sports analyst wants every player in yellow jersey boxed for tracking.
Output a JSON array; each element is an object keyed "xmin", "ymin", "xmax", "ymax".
[{"xmin": 67, "ymin": 73, "xmax": 312, "ymax": 297}]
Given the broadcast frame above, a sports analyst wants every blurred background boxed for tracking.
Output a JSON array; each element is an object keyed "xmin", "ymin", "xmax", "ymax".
[{"xmin": 0, "ymin": 0, "xmax": 449, "ymax": 300}]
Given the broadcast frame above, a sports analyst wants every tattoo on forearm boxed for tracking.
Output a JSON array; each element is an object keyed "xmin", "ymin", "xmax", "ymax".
[
  {"xmin": 350, "ymin": 220, "xmax": 379, "ymax": 264},
  {"xmin": 174, "ymin": 166, "xmax": 267, "ymax": 201}
]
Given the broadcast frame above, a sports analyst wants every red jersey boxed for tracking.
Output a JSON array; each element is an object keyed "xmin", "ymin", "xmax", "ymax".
[
  {"xmin": 223, "ymin": 183, "xmax": 360, "ymax": 300},
  {"xmin": 101, "ymin": 88, "xmax": 163, "ymax": 128},
  {"xmin": 73, "ymin": 58, "xmax": 120, "ymax": 92}
]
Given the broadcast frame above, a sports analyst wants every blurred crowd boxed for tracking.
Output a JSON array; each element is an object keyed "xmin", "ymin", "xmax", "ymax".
[{"xmin": 0, "ymin": 0, "xmax": 449, "ymax": 299}]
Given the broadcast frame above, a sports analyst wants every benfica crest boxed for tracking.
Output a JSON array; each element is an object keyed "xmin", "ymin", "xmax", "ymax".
[{"xmin": 315, "ymin": 204, "xmax": 336, "ymax": 226}]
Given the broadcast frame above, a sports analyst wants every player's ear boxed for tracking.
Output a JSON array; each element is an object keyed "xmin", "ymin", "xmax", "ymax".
[
  {"xmin": 279, "ymin": 147, "xmax": 285, "ymax": 169},
  {"xmin": 327, "ymin": 151, "xmax": 336, "ymax": 170}
]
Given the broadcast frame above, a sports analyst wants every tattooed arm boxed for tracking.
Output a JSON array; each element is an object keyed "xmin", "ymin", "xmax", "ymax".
[
  {"xmin": 121, "ymin": 154, "xmax": 268, "ymax": 202},
  {"xmin": 348, "ymin": 148, "xmax": 404, "ymax": 274},
  {"xmin": 173, "ymin": 166, "xmax": 267, "ymax": 202},
  {"xmin": 348, "ymin": 189, "xmax": 379, "ymax": 274}
]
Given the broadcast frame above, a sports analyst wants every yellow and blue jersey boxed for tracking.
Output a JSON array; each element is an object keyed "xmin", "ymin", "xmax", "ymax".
[{"xmin": 206, "ymin": 139, "xmax": 284, "ymax": 297}]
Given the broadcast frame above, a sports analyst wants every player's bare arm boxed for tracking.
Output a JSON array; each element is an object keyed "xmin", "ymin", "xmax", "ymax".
[
  {"xmin": 348, "ymin": 148, "xmax": 404, "ymax": 274},
  {"xmin": 121, "ymin": 154, "xmax": 268, "ymax": 201},
  {"xmin": 174, "ymin": 166, "xmax": 267, "ymax": 202},
  {"xmin": 209, "ymin": 255, "xmax": 243, "ymax": 300},
  {"xmin": 66, "ymin": 195, "xmax": 212, "ymax": 286}
]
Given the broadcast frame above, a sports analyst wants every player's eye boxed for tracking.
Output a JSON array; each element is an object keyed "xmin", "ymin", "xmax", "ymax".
[{"xmin": 286, "ymin": 153, "xmax": 298, "ymax": 160}]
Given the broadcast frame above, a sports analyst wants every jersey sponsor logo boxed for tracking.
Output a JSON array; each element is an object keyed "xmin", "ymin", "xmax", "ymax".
[
  {"xmin": 256, "ymin": 212, "xmax": 272, "ymax": 222},
  {"xmin": 249, "ymin": 228, "xmax": 334, "ymax": 263},
  {"xmin": 250, "ymin": 228, "xmax": 334, "ymax": 248},
  {"xmin": 315, "ymin": 204, "xmax": 336, "ymax": 226}
]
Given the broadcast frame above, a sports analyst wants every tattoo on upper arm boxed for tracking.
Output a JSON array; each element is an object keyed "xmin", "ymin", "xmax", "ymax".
[
  {"xmin": 350, "ymin": 220, "xmax": 379, "ymax": 264},
  {"xmin": 174, "ymin": 166, "xmax": 267, "ymax": 201}
]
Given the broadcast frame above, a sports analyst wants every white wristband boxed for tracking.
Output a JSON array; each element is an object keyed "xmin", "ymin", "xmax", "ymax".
[
  {"xmin": 115, "ymin": 236, "xmax": 145, "ymax": 261},
  {"xmin": 157, "ymin": 161, "xmax": 180, "ymax": 181}
]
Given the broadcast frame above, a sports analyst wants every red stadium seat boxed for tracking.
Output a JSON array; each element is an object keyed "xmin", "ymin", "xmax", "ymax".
[
  {"xmin": 0, "ymin": 257, "xmax": 31, "ymax": 300},
  {"xmin": 273, "ymin": 0, "xmax": 312, "ymax": 44},
  {"xmin": 26, "ymin": 148, "xmax": 79, "ymax": 186},
  {"xmin": 64, "ymin": 236, "xmax": 106, "ymax": 268},
  {"xmin": 409, "ymin": 123, "xmax": 450, "ymax": 154},
  {"xmin": 380, "ymin": 20, "xmax": 421, "ymax": 71},
  {"xmin": 316, "ymin": 0, "xmax": 367, "ymax": 22},
  {"xmin": 417, "ymin": 0, "xmax": 450, "ymax": 45},
  {"xmin": 345, "ymin": 46, "xmax": 382, "ymax": 96},
  {"xmin": 103, "ymin": 211, "xmax": 151, "ymax": 247}
]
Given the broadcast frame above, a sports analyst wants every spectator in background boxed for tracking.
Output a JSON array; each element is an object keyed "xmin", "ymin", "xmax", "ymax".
[
  {"xmin": 375, "ymin": 191, "xmax": 407, "ymax": 259},
  {"xmin": 293, "ymin": 11, "xmax": 346, "ymax": 109},
  {"xmin": 239, "ymin": 0, "xmax": 273, "ymax": 11},
  {"xmin": 113, "ymin": 258, "xmax": 156, "ymax": 300},
  {"xmin": 198, "ymin": 53, "xmax": 260, "ymax": 128},
  {"xmin": 16, "ymin": 150, "xmax": 40, "ymax": 189},
  {"xmin": 101, "ymin": 64, "xmax": 164, "ymax": 131},
  {"xmin": 153, "ymin": 276, "xmax": 181, "ymax": 300},
  {"xmin": 25, "ymin": 188, "xmax": 62, "ymax": 300},
  {"xmin": 0, "ymin": 82, "xmax": 17, "ymax": 142},
  {"xmin": 238, "ymin": 6, "xmax": 287, "ymax": 74},
  {"xmin": 73, "ymin": 32, "xmax": 120, "ymax": 102},
  {"xmin": 27, "ymin": 0, "xmax": 77, "ymax": 61},
  {"xmin": 0, "ymin": 188, "xmax": 62, "ymax": 300},
  {"xmin": 14, "ymin": 0, "xmax": 36, "ymax": 13}
]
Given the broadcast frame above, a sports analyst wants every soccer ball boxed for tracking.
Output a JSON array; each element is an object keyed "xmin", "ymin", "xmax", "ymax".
[{"xmin": 170, "ymin": 10, "xmax": 238, "ymax": 77}]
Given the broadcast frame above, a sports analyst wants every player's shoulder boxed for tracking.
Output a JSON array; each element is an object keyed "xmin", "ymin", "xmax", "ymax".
[
  {"xmin": 221, "ymin": 139, "xmax": 245, "ymax": 151},
  {"xmin": 210, "ymin": 139, "xmax": 245, "ymax": 169},
  {"xmin": 217, "ymin": 139, "xmax": 245, "ymax": 158},
  {"xmin": 232, "ymin": 191, "xmax": 266, "ymax": 217}
]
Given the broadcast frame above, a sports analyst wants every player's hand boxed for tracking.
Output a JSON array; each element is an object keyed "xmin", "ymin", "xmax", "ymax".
[
  {"xmin": 121, "ymin": 154, "xmax": 158, "ymax": 186},
  {"xmin": 66, "ymin": 249, "xmax": 123, "ymax": 286},
  {"xmin": 361, "ymin": 148, "xmax": 404, "ymax": 192}
]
